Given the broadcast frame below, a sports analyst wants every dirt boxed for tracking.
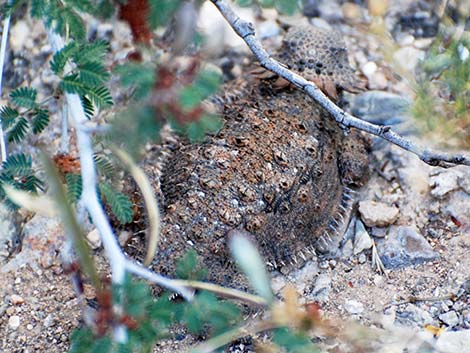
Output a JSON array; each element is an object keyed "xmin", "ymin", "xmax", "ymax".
[{"xmin": 2, "ymin": 1, "xmax": 470, "ymax": 353}]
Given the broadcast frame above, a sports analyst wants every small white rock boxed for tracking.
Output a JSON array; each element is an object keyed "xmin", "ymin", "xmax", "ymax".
[
  {"xmin": 10, "ymin": 21, "xmax": 29, "ymax": 52},
  {"xmin": 430, "ymin": 169, "xmax": 462, "ymax": 198},
  {"xmin": 358, "ymin": 200, "xmax": 399, "ymax": 227},
  {"xmin": 344, "ymin": 299, "xmax": 364, "ymax": 314},
  {"xmin": 353, "ymin": 220, "xmax": 373, "ymax": 255},
  {"xmin": 393, "ymin": 47, "xmax": 425, "ymax": 72},
  {"xmin": 86, "ymin": 229, "xmax": 102, "ymax": 250},
  {"xmin": 10, "ymin": 294, "xmax": 24, "ymax": 305},
  {"xmin": 436, "ymin": 330, "xmax": 470, "ymax": 352},
  {"xmin": 396, "ymin": 34, "xmax": 415, "ymax": 47},
  {"xmin": 439, "ymin": 310, "xmax": 460, "ymax": 327},
  {"xmin": 361, "ymin": 61, "xmax": 377, "ymax": 77},
  {"xmin": 8, "ymin": 315, "xmax": 20, "ymax": 330}
]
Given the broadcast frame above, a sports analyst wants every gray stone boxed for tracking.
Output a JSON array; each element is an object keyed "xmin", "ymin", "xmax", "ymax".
[
  {"xmin": 435, "ymin": 330, "xmax": 470, "ymax": 352},
  {"xmin": 445, "ymin": 191, "xmax": 470, "ymax": 229},
  {"xmin": 353, "ymin": 219, "xmax": 373, "ymax": 255},
  {"xmin": 429, "ymin": 169, "xmax": 462, "ymax": 198},
  {"xmin": 0, "ymin": 204, "xmax": 18, "ymax": 263},
  {"xmin": 350, "ymin": 91, "xmax": 412, "ymax": 126},
  {"xmin": 358, "ymin": 200, "xmax": 399, "ymax": 227},
  {"xmin": 1, "ymin": 215, "xmax": 64, "ymax": 272},
  {"xmin": 439, "ymin": 311, "xmax": 460, "ymax": 328},
  {"xmin": 344, "ymin": 299, "xmax": 364, "ymax": 314},
  {"xmin": 376, "ymin": 226, "xmax": 439, "ymax": 269},
  {"xmin": 310, "ymin": 273, "xmax": 331, "ymax": 301},
  {"xmin": 258, "ymin": 20, "xmax": 280, "ymax": 39},
  {"xmin": 393, "ymin": 46, "xmax": 425, "ymax": 72},
  {"xmin": 8, "ymin": 315, "xmax": 20, "ymax": 330}
]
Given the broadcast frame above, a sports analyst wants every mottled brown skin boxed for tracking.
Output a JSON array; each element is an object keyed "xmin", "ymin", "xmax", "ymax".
[
  {"xmin": 276, "ymin": 26, "xmax": 367, "ymax": 99},
  {"xmin": 147, "ymin": 26, "xmax": 369, "ymax": 290}
]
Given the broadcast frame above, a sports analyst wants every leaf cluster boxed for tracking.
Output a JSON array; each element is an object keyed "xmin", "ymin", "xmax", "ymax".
[
  {"xmin": 70, "ymin": 253, "xmax": 242, "ymax": 353},
  {"xmin": 64, "ymin": 154, "xmax": 134, "ymax": 225},
  {"xmin": 0, "ymin": 153, "xmax": 43, "ymax": 209},
  {"xmin": 236, "ymin": 0, "xmax": 300, "ymax": 15},
  {"xmin": 412, "ymin": 36, "xmax": 470, "ymax": 147},
  {"xmin": 51, "ymin": 40, "xmax": 113, "ymax": 117},
  {"xmin": 0, "ymin": 87, "xmax": 50, "ymax": 143}
]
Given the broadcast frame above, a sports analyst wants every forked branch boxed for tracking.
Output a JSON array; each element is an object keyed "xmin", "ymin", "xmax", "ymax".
[{"xmin": 210, "ymin": 0, "xmax": 470, "ymax": 168}]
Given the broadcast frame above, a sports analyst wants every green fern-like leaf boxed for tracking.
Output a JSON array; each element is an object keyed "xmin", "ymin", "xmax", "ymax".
[
  {"xmin": 0, "ymin": 106, "xmax": 19, "ymax": 129},
  {"xmin": 148, "ymin": 0, "xmax": 180, "ymax": 29},
  {"xmin": 55, "ymin": 7, "xmax": 86, "ymax": 41},
  {"xmin": 63, "ymin": 0, "xmax": 95, "ymax": 13},
  {"xmin": 80, "ymin": 95, "xmax": 95, "ymax": 119},
  {"xmin": 0, "ymin": 153, "xmax": 43, "ymax": 209},
  {"xmin": 50, "ymin": 41, "xmax": 78, "ymax": 75},
  {"xmin": 73, "ymin": 40, "xmax": 109, "ymax": 65},
  {"xmin": 87, "ymin": 85, "xmax": 113, "ymax": 108},
  {"xmin": 31, "ymin": 108, "xmax": 50, "ymax": 134},
  {"xmin": 7, "ymin": 117, "xmax": 28, "ymax": 143},
  {"xmin": 114, "ymin": 62, "xmax": 156, "ymax": 100},
  {"xmin": 0, "ymin": 153, "xmax": 33, "ymax": 177},
  {"xmin": 65, "ymin": 173, "xmax": 83, "ymax": 203},
  {"xmin": 10, "ymin": 87, "xmax": 37, "ymax": 109},
  {"xmin": 78, "ymin": 61, "xmax": 109, "ymax": 86},
  {"xmin": 60, "ymin": 73, "xmax": 89, "ymax": 95},
  {"xmin": 94, "ymin": 154, "xmax": 115, "ymax": 179},
  {"xmin": 29, "ymin": 0, "xmax": 47, "ymax": 18},
  {"xmin": 99, "ymin": 182, "xmax": 133, "ymax": 224}
]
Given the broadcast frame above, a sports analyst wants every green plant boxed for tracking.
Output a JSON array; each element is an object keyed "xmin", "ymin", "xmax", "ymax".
[{"xmin": 412, "ymin": 28, "xmax": 470, "ymax": 147}]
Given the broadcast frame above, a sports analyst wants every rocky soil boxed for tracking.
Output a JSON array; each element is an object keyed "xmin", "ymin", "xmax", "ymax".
[{"xmin": 2, "ymin": 1, "xmax": 470, "ymax": 352}]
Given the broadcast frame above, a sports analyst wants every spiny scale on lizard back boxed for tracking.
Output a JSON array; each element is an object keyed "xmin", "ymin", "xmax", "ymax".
[{"xmin": 277, "ymin": 25, "xmax": 367, "ymax": 99}]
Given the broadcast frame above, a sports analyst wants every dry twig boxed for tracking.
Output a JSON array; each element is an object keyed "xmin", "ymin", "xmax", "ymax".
[{"xmin": 210, "ymin": 0, "xmax": 470, "ymax": 168}]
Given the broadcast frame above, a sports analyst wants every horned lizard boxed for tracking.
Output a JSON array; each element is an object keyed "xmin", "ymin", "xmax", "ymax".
[{"xmin": 143, "ymin": 25, "xmax": 369, "ymax": 289}]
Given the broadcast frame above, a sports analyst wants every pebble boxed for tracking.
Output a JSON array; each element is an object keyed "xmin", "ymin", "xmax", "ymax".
[
  {"xmin": 342, "ymin": 3, "xmax": 363, "ymax": 24},
  {"xmin": 353, "ymin": 219, "xmax": 373, "ymax": 255},
  {"xmin": 258, "ymin": 20, "xmax": 280, "ymax": 39},
  {"xmin": 358, "ymin": 200, "xmax": 399, "ymax": 227},
  {"xmin": 445, "ymin": 191, "xmax": 470, "ymax": 229},
  {"xmin": 396, "ymin": 33, "xmax": 415, "ymax": 47},
  {"xmin": 86, "ymin": 229, "xmax": 102, "ymax": 250},
  {"xmin": 435, "ymin": 330, "xmax": 470, "ymax": 352},
  {"xmin": 2, "ymin": 215, "xmax": 64, "ymax": 272},
  {"xmin": 397, "ymin": 162, "xmax": 430, "ymax": 195},
  {"xmin": 439, "ymin": 311, "xmax": 460, "ymax": 327},
  {"xmin": 358, "ymin": 253, "xmax": 367, "ymax": 264},
  {"xmin": 8, "ymin": 315, "xmax": 20, "ymax": 330},
  {"xmin": 367, "ymin": 0, "xmax": 389, "ymax": 17},
  {"xmin": 413, "ymin": 38, "xmax": 433, "ymax": 49},
  {"xmin": 377, "ymin": 226, "xmax": 439, "ymax": 269},
  {"xmin": 393, "ymin": 46, "xmax": 425, "ymax": 72},
  {"xmin": 350, "ymin": 90, "xmax": 412, "ymax": 127},
  {"xmin": 10, "ymin": 20, "xmax": 30, "ymax": 52},
  {"xmin": 429, "ymin": 169, "xmax": 462, "ymax": 198},
  {"xmin": 10, "ymin": 294, "xmax": 24, "ymax": 305},
  {"xmin": 344, "ymin": 299, "xmax": 364, "ymax": 314},
  {"xmin": 311, "ymin": 273, "xmax": 331, "ymax": 301},
  {"xmin": 361, "ymin": 61, "xmax": 377, "ymax": 77},
  {"xmin": 367, "ymin": 70, "xmax": 388, "ymax": 90},
  {"xmin": 43, "ymin": 314, "xmax": 54, "ymax": 328}
]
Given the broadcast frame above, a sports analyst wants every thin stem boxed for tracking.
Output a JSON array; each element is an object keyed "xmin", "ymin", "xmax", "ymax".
[
  {"xmin": 191, "ymin": 320, "xmax": 281, "ymax": 353},
  {"xmin": 171, "ymin": 279, "xmax": 268, "ymax": 306},
  {"xmin": 47, "ymin": 30, "xmax": 193, "ymax": 343},
  {"xmin": 210, "ymin": 0, "xmax": 470, "ymax": 168},
  {"xmin": 0, "ymin": 6, "xmax": 12, "ymax": 163}
]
